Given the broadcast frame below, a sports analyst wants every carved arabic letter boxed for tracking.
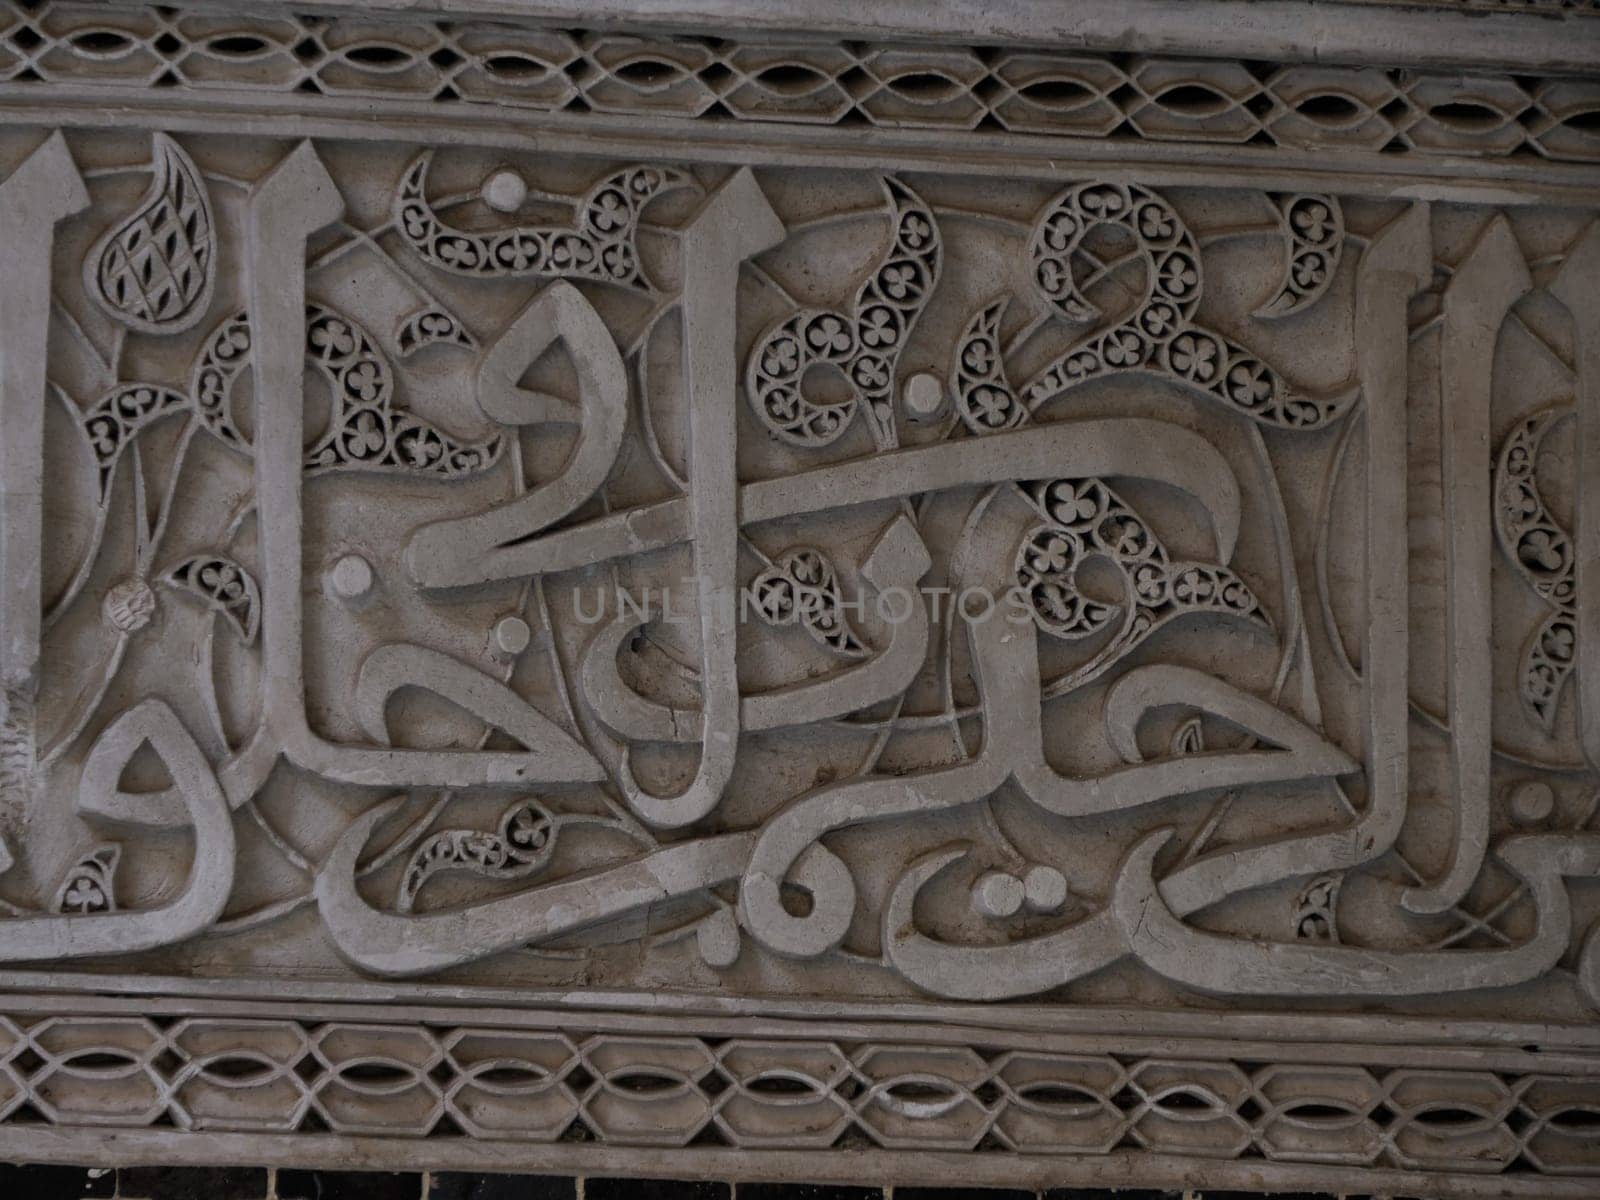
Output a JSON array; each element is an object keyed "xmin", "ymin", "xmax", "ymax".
[
  {"xmin": 0, "ymin": 132, "xmax": 89, "ymax": 802},
  {"xmin": 1582, "ymin": 910, "xmax": 1600, "ymax": 1010},
  {"xmin": 353, "ymin": 644, "xmax": 602, "ymax": 783},
  {"xmin": 580, "ymin": 515, "xmax": 932, "ymax": 742},
  {"xmin": 0, "ymin": 700, "xmax": 233, "ymax": 961},
  {"xmin": 958, "ymin": 482, "xmax": 1351, "ymax": 815},
  {"xmin": 1549, "ymin": 221, "xmax": 1600, "ymax": 772},
  {"xmin": 883, "ymin": 845, "xmax": 1128, "ymax": 1001},
  {"xmin": 245, "ymin": 139, "xmax": 344, "ymax": 773},
  {"xmin": 739, "ymin": 419, "xmax": 1247, "ymax": 961},
  {"xmin": 618, "ymin": 168, "xmax": 785, "ymax": 830},
  {"xmin": 246, "ymin": 145, "xmax": 599, "ymax": 790},
  {"xmin": 314, "ymin": 797, "xmax": 756, "ymax": 976},
  {"xmin": 85, "ymin": 132, "xmax": 215, "ymax": 335},
  {"xmin": 405, "ymin": 280, "xmax": 628, "ymax": 590},
  {"xmin": 1116, "ymin": 830, "xmax": 1600, "ymax": 996},
  {"xmin": 741, "ymin": 758, "xmax": 1006, "ymax": 960},
  {"xmin": 963, "ymin": 501, "xmax": 1355, "ymax": 819},
  {"xmin": 1356, "ymin": 205, "xmax": 1432, "ymax": 846},
  {"xmin": 488, "ymin": 417, "xmax": 1245, "ymax": 584},
  {"xmin": 78, "ymin": 725, "xmax": 278, "ymax": 829},
  {"xmin": 1098, "ymin": 664, "xmax": 1357, "ymax": 790},
  {"xmin": 1404, "ymin": 215, "xmax": 1531, "ymax": 915}
]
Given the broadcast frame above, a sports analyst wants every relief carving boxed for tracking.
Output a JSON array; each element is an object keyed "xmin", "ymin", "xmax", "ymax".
[
  {"xmin": 0, "ymin": 2, "xmax": 1598, "ymax": 1188},
  {"xmin": 5, "ymin": 128, "xmax": 1597, "ymax": 1002}
]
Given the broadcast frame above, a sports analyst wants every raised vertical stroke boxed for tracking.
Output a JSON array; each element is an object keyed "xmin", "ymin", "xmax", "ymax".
[
  {"xmin": 1551, "ymin": 222, "xmax": 1600, "ymax": 775},
  {"xmin": 247, "ymin": 145, "xmax": 600, "ymax": 790},
  {"xmin": 1355, "ymin": 205, "xmax": 1432, "ymax": 835},
  {"xmin": 620, "ymin": 168, "xmax": 785, "ymax": 829},
  {"xmin": 244, "ymin": 142, "xmax": 347, "ymax": 755},
  {"xmin": 1404, "ymin": 216, "xmax": 1530, "ymax": 914},
  {"xmin": 0, "ymin": 133, "xmax": 89, "ymax": 801}
]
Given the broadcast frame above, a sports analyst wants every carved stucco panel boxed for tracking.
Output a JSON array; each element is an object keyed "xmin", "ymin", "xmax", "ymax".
[{"xmin": 0, "ymin": 0, "xmax": 1597, "ymax": 1193}]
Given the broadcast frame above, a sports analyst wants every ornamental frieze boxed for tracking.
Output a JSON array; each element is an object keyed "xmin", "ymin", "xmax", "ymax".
[{"xmin": 0, "ymin": 0, "xmax": 1598, "ymax": 1194}]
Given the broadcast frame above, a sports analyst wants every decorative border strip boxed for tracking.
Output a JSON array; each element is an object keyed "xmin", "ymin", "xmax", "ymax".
[
  {"xmin": 1341, "ymin": 0, "xmax": 1599, "ymax": 9},
  {"xmin": 0, "ymin": 1001, "xmax": 1596, "ymax": 1191},
  {"xmin": 2, "ymin": 2, "xmax": 1598, "ymax": 165}
]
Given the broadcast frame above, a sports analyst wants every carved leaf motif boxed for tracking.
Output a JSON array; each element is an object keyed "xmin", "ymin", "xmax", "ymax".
[
  {"xmin": 1293, "ymin": 873, "xmax": 1342, "ymax": 944},
  {"xmin": 187, "ymin": 304, "xmax": 505, "ymax": 479},
  {"xmin": 86, "ymin": 133, "xmax": 216, "ymax": 335},
  {"xmin": 1015, "ymin": 476, "xmax": 1265, "ymax": 660},
  {"xmin": 395, "ymin": 304, "xmax": 479, "ymax": 357},
  {"xmin": 745, "ymin": 177, "xmax": 941, "ymax": 451},
  {"xmin": 51, "ymin": 844, "xmax": 120, "ymax": 914},
  {"xmin": 1493, "ymin": 403, "xmax": 1577, "ymax": 731},
  {"xmin": 397, "ymin": 799, "xmax": 557, "ymax": 913},
  {"xmin": 159, "ymin": 553, "xmax": 261, "ymax": 645},
  {"xmin": 78, "ymin": 382, "xmax": 191, "ymax": 501},
  {"xmin": 954, "ymin": 181, "xmax": 1354, "ymax": 434},
  {"xmin": 1170, "ymin": 717, "xmax": 1205, "ymax": 757},
  {"xmin": 751, "ymin": 547, "xmax": 869, "ymax": 660},
  {"xmin": 1255, "ymin": 193, "xmax": 1344, "ymax": 319},
  {"xmin": 1520, "ymin": 611, "xmax": 1577, "ymax": 733}
]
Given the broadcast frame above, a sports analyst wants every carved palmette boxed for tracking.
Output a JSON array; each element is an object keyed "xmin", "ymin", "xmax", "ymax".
[{"xmin": 85, "ymin": 133, "xmax": 216, "ymax": 335}]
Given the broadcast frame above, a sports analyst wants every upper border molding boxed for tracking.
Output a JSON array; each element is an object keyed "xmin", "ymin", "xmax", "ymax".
[
  {"xmin": 3, "ymin": 0, "xmax": 1597, "ymax": 189},
  {"xmin": 219, "ymin": 0, "xmax": 1600, "ymax": 74}
]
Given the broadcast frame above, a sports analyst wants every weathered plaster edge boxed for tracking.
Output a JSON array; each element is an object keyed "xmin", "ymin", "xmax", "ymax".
[
  {"xmin": 5, "ymin": 978, "xmax": 1598, "ymax": 1060},
  {"xmin": 5, "ymin": 1128, "xmax": 1595, "ymax": 1197},
  {"xmin": 6, "ymin": 90, "xmax": 1599, "ymax": 208},
  {"xmin": 193, "ymin": 0, "xmax": 1600, "ymax": 76}
]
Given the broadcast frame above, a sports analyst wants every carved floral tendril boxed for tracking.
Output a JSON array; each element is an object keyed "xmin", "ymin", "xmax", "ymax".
[
  {"xmin": 1255, "ymin": 193, "xmax": 1344, "ymax": 319},
  {"xmin": 1015, "ymin": 477, "xmax": 1266, "ymax": 692},
  {"xmin": 393, "ymin": 154, "xmax": 691, "ymax": 289},
  {"xmin": 1494, "ymin": 403, "xmax": 1579, "ymax": 733},
  {"xmin": 189, "ymin": 304, "xmax": 504, "ymax": 479},
  {"xmin": 751, "ymin": 546, "xmax": 869, "ymax": 659},
  {"xmin": 50, "ymin": 845, "xmax": 120, "ymax": 915},
  {"xmin": 397, "ymin": 798, "xmax": 558, "ymax": 913},
  {"xmin": 955, "ymin": 182, "xmax": 1354, "ymax": 434},
  {"xmin": 395, "ymin": 305, "xmax": 478, "ymax": 356},
  {"xmin": 80, "ymin": 383, "xmax": 190, "ymax": 500},
  {"xmin": 746, "ymin": 177, "xmax": 941, "ymax": 450}
]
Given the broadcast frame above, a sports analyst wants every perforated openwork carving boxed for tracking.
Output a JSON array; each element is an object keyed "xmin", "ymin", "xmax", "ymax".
[{"xmin": 0, "ymin": 0, "xmax": 1598, "ymax": 1194}]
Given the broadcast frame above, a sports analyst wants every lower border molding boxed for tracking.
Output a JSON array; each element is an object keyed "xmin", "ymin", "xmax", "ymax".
[{"xmin": 1, "ymin": 993, "xmax": 1595, "ymax": 1195}]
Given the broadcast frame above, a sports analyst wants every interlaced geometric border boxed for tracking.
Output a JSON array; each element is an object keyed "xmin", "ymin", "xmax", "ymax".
[
  {"xmin": 1, "ymin": 1, "xmax": 1597, "ymax": 165},
  {"xmin": 1, "ymin": 1004, "xmax": 1597, "ymax": 1190}
]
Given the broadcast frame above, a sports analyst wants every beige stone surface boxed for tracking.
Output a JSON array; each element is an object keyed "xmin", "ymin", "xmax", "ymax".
[{"xmin": 0, "ymin": 0, "xmax": 1598, "ymax": 1193}]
